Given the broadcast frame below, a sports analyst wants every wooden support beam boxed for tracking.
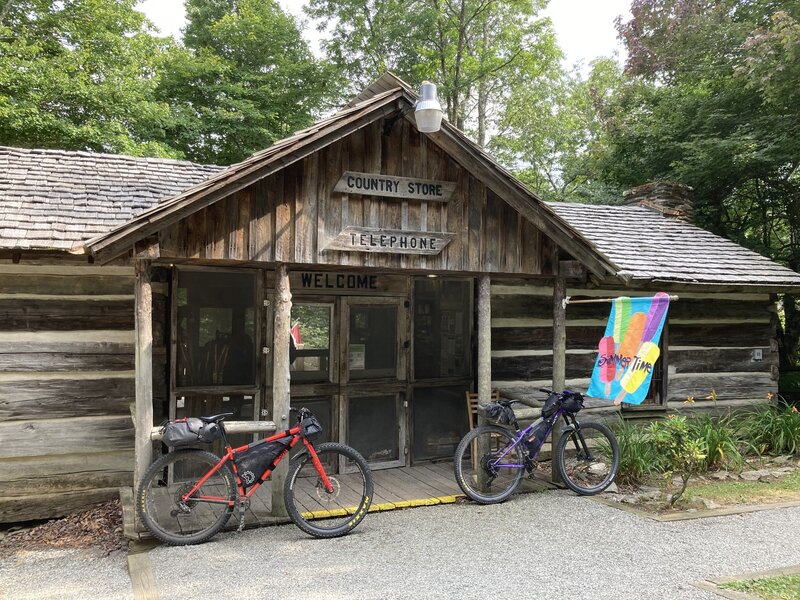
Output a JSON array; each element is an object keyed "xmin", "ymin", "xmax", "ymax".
[
  {"xmin": 477, "ymin": 275, "xmax": 492, "ymax": 405},
  {"xmin": 271, "ymin": 264, "xmax": 292, "ymax": 517},
  {"xmin": 149, "ymin": 420, "xmax": 276, "ymax": 441},
  {"xmin": 551, "ymin": 276, "xmax": 566, "ymax": 484},
  {"xmin": 477, "ymin": 275, "xmax": 491, "ymax": 491},
  {"xmin": 134, "ymin": 260, "xmax": 153, "ymax": 494}
]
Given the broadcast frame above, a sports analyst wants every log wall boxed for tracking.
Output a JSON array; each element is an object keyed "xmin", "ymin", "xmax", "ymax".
[
  {"xmin": 491, "ymin": 281, "xmax": 779, "ymax": 416},
  {"xmin": 0, "ymin": 264, "xmax": 146, "ymax": 522}
]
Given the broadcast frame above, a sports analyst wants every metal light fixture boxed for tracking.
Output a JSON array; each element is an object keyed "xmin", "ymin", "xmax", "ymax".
[{"xmin": 414, "ymin": 81, "xmax": 443, "ymax": 133}]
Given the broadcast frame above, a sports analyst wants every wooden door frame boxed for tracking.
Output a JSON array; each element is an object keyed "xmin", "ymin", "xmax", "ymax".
[{"xmin": 338, "ymin": 296, "xmax": 409, "ymax": 471}]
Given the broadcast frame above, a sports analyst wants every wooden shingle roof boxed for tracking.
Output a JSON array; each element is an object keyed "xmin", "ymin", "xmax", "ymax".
[
  {"xmin": 548, "ymin": 202, "xmax": 800, "ymax": 290},
  {"xmin": 0, "ymin": 146, "xmax": 223, "ymax": 250}
]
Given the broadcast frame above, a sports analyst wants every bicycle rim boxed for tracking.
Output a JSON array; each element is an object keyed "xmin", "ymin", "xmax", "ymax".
[
  {"xmin": 454, "ymin": 426, "xmax": 524, "ymax": 504},
  {"xmin": 557, "ymin": 422, "xmax": 620, "ymax": 495},
  {"xmin": 284, "ymin": 442, "xmax": 373, "ymax": 538},
  {"xmin": 137, "ymin": 450, "xmax": 235, "ymax": 545}
]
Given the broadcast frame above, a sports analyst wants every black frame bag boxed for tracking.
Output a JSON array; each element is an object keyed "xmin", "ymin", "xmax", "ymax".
[{"xmin": 235, "ymin": 438, "xmax": 292, "ymax": 488}]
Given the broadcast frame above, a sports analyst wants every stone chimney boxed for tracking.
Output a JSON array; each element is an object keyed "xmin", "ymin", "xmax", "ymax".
[{"xmin": 623, "ymin": 181, "xmax": 694, "ymax": 222}]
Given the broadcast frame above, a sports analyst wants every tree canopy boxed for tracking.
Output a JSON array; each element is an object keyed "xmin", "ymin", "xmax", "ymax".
[
  {"xmin": 157, "ymin": 0, "xmax": 334, "ymax": 165},
  {"xmin": 0, "ymin": 0, "xmax": 176, "ymax": 156}
]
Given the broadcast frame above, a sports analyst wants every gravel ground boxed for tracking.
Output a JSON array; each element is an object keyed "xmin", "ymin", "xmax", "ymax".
[
  {"xmin": 145, "ymin": 490, "xmax": 800, "ymax": 600},
  {"xmin": 0, "ymin": 548, "xmax": 132, "ymax": 600},
  {"xmin": 2, "ymin": 490, "xmax": 798, "ymax": 600}
]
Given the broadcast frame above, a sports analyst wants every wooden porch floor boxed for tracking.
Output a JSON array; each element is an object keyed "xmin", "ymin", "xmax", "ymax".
[{"xmin": 122, "ymin": 461, "xmax": 559, "ymax": 539}]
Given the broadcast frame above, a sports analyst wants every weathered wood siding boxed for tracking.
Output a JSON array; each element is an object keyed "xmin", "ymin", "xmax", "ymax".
[
  {"xmin": 0, "ymin": 265, "xmax": 143, "ymax": 522},
  {"xmin": 491, "ymin": 282, "xmax": 778, "ymax": 413},
  {"xmin": 157, "ymin": 119, "xmax": 555, "ymax": 275}
]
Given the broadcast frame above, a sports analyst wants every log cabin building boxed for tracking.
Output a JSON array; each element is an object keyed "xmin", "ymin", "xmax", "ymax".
[{"xmin": 1, "ymin": 73, "xmax": 799, "ymax": 526}]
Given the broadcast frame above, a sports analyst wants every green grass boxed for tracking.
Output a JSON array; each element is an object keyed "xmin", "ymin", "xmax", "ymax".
[
  {"xmin": 682, "ymin": 470, "xmax": 800, "ymax": 506},
  {"xmin": 721, "ymin": 574, "xmax": 800, "ymax": 599}
]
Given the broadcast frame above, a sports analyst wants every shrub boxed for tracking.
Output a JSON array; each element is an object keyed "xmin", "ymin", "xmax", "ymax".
[
  {"xmin": 647, "ymin": 415, "xmax": 707, "ymax": 506},
  {"xmin": 687, "ymin": 412, "xmax": 744, "ymax": 472},
  {"xmin": 739, "ymin": 403, "xmax": 800, "ymax": 456},
  {"xmin": 611, "ymin": 418, "xmax": 662, "ymax": 485}
]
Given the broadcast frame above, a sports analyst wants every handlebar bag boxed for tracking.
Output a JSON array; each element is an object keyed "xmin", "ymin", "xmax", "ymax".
[{"xmin": 540, "ymin": 393, "xmax": 560, "ymax": 418}]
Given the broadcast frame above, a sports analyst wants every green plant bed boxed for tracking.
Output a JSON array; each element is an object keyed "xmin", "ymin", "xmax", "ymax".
[{"xmin": 721, "ymin": 574, "xmax": 800, "ymax": 599}]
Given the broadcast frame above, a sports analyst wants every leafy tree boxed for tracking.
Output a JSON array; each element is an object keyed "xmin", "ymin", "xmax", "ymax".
[
  {"xmin": 491, "ymin": 58, "xmax": 625, "ymax": 202},
  {"xmin": 307, "ymin": 0, "xmax": 558, "ymax": 145},
  {"xmin": 157, "ymin": 0, "xmax": 333, "ymax": 165},
  {"xmin": 0, "ymin": 0, "xmax": 177, "ymax": 156}
]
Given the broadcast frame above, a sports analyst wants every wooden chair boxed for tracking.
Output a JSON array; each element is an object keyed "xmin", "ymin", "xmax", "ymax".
[
  {"xmin": 465, "ymin": 390, "xmax": 500, "ymax": 468},
  {"xmin": 465, "ymin": 389, "xmax": 501, "ymax": 432}
]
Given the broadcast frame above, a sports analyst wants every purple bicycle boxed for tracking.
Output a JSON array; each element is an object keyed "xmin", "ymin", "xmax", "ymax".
[{"xmin": 454, "ymin": 389, "xmax": 620, "ymax": 504}]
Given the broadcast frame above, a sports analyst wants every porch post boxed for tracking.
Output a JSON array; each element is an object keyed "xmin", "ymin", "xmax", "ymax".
[
  {"xmin": 551, "ymin": 276, "xmax": 566, "ymax": 483},
  {"xmin": 477, "ymin": 275, "xmax": 492, "ymax": 405},
  {"xmin": 134, "ymin": 259, "xmax": 153, "ymax": 489},
  {"xmin": 271, "ymin": 264, "xmax": 292, "ymax": 517}
]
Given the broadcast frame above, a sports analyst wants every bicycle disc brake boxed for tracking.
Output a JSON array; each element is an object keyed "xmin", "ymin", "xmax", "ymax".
[{"xmin": 315, "ymin": 476, "xmax": 341, "ymax": 503}]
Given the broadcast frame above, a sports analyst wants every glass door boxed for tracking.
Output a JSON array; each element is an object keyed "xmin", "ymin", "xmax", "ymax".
[{"xmin": 340, "ymin": 297, "xmax": 408, "ymax": 471}]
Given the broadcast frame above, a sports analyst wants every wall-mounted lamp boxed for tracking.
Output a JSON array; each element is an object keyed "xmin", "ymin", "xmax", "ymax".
[{"xmin": 415, "ymin": 81, "xmax": 443, "ymax": 133}]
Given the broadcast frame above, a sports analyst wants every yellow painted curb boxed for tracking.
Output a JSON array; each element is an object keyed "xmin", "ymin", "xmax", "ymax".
[
  {"xmin": 299, "ymin": 495, "xmax": 463, "ymax": 520},
  {"xmin": 369, "ymin": 495, "xmax": 461, "ymax": 513}
]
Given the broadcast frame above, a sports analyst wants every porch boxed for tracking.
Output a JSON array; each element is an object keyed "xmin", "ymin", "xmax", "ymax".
[{"xmin": 120, "ymin": 461, "xmax": 559, "ymax": 539}]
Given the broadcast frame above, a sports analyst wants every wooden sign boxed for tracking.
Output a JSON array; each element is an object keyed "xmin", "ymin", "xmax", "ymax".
[
  {"xmin": 291, "ymin": 271, "xmax": 408, "ymax": 295},
  {"xmin": 324, "ymin": 227, "xmax": 455, "ymax": 255},
  {"xmin": 333, "ymin": 171, "xmax": 456, "ymax": 202}
]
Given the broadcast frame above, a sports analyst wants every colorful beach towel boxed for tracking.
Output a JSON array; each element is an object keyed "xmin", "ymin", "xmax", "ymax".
[{"xmin": 587, "ymin": 293, "xmax": 670, "ymax": 405}]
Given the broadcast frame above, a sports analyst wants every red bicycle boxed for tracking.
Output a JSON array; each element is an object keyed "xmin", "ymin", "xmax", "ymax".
[{"xmin": 137, "ymin": 407, "xmax": 373, "ymax": 545}]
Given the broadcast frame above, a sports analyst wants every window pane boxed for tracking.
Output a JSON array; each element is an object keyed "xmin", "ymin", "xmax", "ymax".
[
  {"xmin": 290, "ymin": 304, "xmax": 332, "ymax": 382},
  {"xmin": 348, "ymin": 395, "xmax": 399, "ymax": 462},
  {"xmin": 414, "ymin": 279, "xmax": 471, "ymax": 379},
  {"xmin": 348, "ymin": 305, "xmax": 397, "ymax": 379},
  {"xmin": 176, "ymin": 270, "xmax": 256, "ymax": 387},
  {"xmin": 412, "ymin": 386, "xmax": 469, "ymax": 459}
]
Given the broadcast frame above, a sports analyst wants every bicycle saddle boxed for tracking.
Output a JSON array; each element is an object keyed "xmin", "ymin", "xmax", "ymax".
[{"xmin": 199, "ymin": 412, "xmax": 234, "ymax": 423}]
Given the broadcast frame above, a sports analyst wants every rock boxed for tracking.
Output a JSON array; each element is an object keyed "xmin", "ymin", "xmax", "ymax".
[
  {"xmin": 639, "ymin": 485, "xmax": 660, "ymax": 493},
  {"xmin": 701, "ymin": 499, "xmax": 721, "ymax": 510},
  {"xmin": 621, "ymin": 495, "xmax": 639, "ymax": 504},
  {"xmin": 710, "ymin": 471, "xmax": 729, "ymax": 481},
  {"xmin": 740, "ymin": 469, "xmax": 771, "ymax": 481},
  {"xmin": 642, "ymin": 490, "xmax": 662, "ymax": 501},
  {"xmin": 604, "ymin": 482, "xmax": 619, "ymax": 494},
  {"xmin": 588, "ymin": 462, "xmax": 607, "ymax": 475},
  {"xmin": 772, "ymin": 455, "xmax": 792, "ymax": 464},
  {"xmin": 772, "ymin": 467, "xmax": 795, "ymax": 476}
]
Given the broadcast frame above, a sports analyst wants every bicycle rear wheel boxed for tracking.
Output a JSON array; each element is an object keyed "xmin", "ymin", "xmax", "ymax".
[
  {"xmin": 284, "ymin": 442, "xmax": 373, "ymax": 538},
  {"xmin": 454, "ymin": 425, "xmax": 525, "ymax": 504},
  {"xmin": 555, "ymin": 421, "xmax": 619, "ymax": 495},
  {"xmin": 137, "ymin": 449, "xmax": 236, "ymax": 545}
]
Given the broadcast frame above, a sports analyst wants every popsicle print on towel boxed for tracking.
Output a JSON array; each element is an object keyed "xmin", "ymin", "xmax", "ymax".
[{"xmin": 588, "ymin": 294, "xmax": 671, "ymax": 405}]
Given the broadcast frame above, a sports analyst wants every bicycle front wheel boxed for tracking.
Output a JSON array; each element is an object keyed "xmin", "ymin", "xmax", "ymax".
[
  {"xmin": 137, "ymin": 449, "xmax": 236, "ymax": 545},
  {"xmin": 454, "ymin": 425, "xmax": 525, "ymax": 504},
  {"xmin": 555, "ymin": 421, "xmax": 620, "ymax": 495},
  {"xmin": 284, "ymin": 442, "xmax": 373, "ymax": 538}
]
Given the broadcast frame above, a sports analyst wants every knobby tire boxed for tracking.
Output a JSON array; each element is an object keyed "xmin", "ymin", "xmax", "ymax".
[
  {"xmin": 284, "ymin": 442, "xmax": 373, "ymax": 538},
  {"xmin": 454, "ymin": 425, "xmax": 525, "ymax": 504},
  {"xmin": 137, "ymin": 449, "xmax": 236, "ymax": 546},
  {"xmin": 555, "ymin": 421, "xmax": 620, "ymax": 495}
]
